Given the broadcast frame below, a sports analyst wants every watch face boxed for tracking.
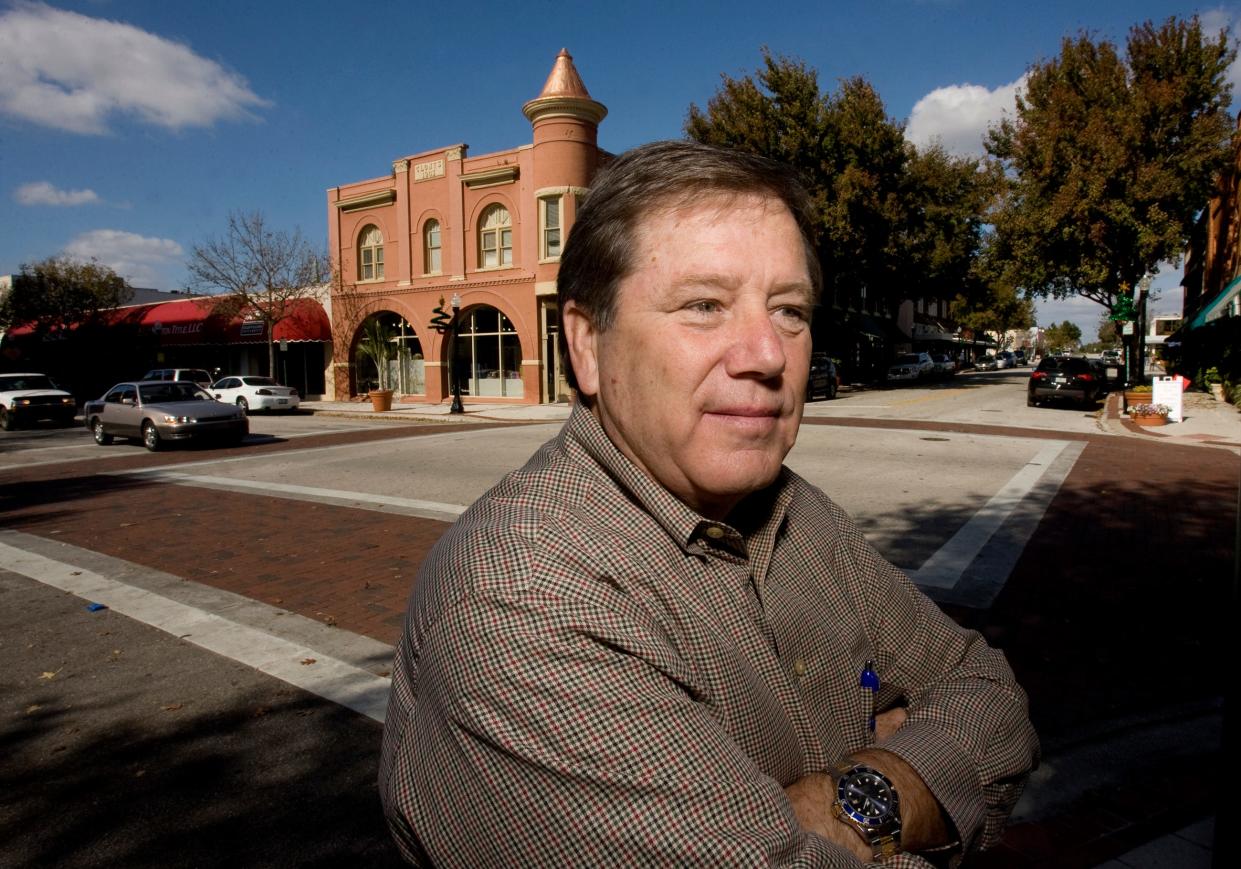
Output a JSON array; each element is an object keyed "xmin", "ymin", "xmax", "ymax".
[{"xmin": 838, "ymin": 769, "xmax": 897, "ymax": 829}]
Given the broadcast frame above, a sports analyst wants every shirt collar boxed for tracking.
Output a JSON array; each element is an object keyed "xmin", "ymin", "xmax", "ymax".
[{"xmin": 562, "ymin": 401, "xmax": 792, "ymax": 563}]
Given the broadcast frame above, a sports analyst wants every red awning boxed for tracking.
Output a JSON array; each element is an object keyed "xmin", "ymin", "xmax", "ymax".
[{"xmin": 3, "ymin": 296, "xmax": 331, "ymax": 346}]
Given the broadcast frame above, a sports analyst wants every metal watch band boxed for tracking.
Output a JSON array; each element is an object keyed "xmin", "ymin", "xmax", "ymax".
[{"xmin": 830, "ymin": 762, "xmax": 902, "ymax": 862}]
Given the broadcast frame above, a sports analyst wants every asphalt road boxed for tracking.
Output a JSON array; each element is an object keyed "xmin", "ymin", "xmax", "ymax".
[{"xmin": 0, "ymin": 374, "xmax": 1235, "ymax": 867}]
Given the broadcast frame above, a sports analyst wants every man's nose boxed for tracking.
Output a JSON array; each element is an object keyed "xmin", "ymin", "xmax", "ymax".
[{"xmin": 724, "ymin": 307, "xmax": 787, "ymax": 380}]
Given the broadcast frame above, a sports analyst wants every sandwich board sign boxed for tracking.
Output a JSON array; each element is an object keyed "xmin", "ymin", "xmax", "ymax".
[{"xmin": 1151, "ymin": 376, "xmax": 1183, "ymax": 423}]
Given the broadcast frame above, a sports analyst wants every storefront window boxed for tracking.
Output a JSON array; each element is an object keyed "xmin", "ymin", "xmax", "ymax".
[{"xmin": 453, "ymin": 305, "xmax": 523, "ymax": 398}]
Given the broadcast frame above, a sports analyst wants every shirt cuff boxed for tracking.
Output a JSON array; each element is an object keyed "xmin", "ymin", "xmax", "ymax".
[{"xmin": 878, "ymin": 721, "xmax": 987, "ymax": 852}]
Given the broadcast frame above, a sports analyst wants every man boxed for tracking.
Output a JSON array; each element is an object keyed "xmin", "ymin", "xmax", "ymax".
[{"xmin": 380, "ymin": 141, "xmax": 1038, "ymax": 866}]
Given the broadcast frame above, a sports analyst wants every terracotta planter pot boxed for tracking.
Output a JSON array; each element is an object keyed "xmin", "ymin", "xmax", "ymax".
[
  {"xmin": 1130, "ymin": 413, "xmax": 1167, "ymax": 427},
  {"xmin": 1210, "ymin": 383, "xmax": 1226, "ymax": 401},
  {"xmin": 1123, "ymin": 390, "xmax": 1153, "ymax": 407},
  {"xmin": 369, "ymin": 389, "xmax": 394, "ymax": 412}
]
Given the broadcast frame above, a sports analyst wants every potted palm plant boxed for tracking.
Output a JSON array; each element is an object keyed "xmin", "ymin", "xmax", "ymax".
[{"xmin": 355, "ymin": 318, "xmax": 397, "ymax": 411}]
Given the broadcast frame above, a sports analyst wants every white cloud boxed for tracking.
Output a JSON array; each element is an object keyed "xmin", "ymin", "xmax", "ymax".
[
  {"xmin": 14, "ymin": 181, "xmax": 100, "ymax": 206},
  {"xmin": 0, "ymin": 2, "xmax": 269, "ymax": 135},
  {"xmin": 1199, "ymin": 8, "xmax": 1241, "ymax": 98},
  {"xmin": 905, "ymin": 76, "xmax": 1026, "ymax": 157},
  {"xmin": 63, "ymin": 229, "xmax": 183, "ymax": 288}
]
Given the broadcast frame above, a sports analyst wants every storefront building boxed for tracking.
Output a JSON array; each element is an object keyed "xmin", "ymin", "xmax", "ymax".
[
  {"xmin": 1, "ymin": 294, "xmax": 331, "ymax": 402},
  {"xmin": 327, "ymin": 50, "xmax": 607, "ymax": 404}
]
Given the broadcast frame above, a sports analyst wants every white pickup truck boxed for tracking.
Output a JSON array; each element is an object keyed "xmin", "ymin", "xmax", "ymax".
[{"xmin": 0, "ymin": 372, "xmax": 77, "ymax": 430}]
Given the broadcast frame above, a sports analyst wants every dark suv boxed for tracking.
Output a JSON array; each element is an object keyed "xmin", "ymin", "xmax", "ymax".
[
  {"xmin": 1027, "ymin": 356, "xmax": 1111, "ymax": 408},
  {"xmin": 807, "ymin": 353, "xmax": 839, "ymax": 401}
]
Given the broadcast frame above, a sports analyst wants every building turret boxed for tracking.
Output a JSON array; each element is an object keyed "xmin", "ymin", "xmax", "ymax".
[{"xmin": 523, "ymin": 49, "xmax": 607, "ymax": 190}]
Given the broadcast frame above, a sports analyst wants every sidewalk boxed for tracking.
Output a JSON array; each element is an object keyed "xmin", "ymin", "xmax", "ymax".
[{"xmin": 300, "ymin": 397, "xmax": 572, "ymax": 423}]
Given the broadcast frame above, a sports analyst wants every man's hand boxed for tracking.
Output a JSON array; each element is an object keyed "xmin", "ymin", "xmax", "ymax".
[
  {"xmin": 784, "ymin": 772, "xmax": 872, "ymax": 863},
  {"xmin": 875, "ymin": 707, "xmax": 907, "ymax": 742}
]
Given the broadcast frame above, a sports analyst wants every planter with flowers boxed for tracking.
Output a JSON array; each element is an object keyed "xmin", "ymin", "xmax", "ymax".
[
  {"xmin": 1123, "ymin": 383, "xmax": 1153, "ymax": 408},
  {"xmin": 1127, "ymin": 403, "xmax": 1171, "ymax": 426}
]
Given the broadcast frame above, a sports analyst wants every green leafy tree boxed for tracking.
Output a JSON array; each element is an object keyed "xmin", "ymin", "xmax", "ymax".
[
  {"xmin": 950, "ymin": 282, "xmax": 1036, "ymax": 345},
  {"xmin": 686, "ymin": 50, "xmax": 991, "ymax": 315},
  {"xmin": 1043, "ymin": 320, "xmax": 1084, "ymax": 351},
  {"xmin": 187, "ymin": 210, "xmax": 328, "ymax": 378},
  {"xmin": 986, "ymin": 16, "xmax": 1235, "ymax": 317},
  {"xmin": 1097, "ymin": 315, "xmax": 1120, "ymax": 345},
  {"xmin": 0, "ymin": 256, "xmax": 132, "ymax": 335}
]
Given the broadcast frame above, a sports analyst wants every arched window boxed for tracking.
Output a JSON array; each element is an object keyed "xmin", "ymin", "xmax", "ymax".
[
  {"xmin": 478, "ymin": 205, "xmax": 512, "ymax": 269},
  {"xmin": 424, "ymin": 219, "xmax": 441, "ymax": 275},
  {"xmin": 452, "ymin": 305, "xmax": 523, "ymax": 398},
  {"xmin": 358, "ymin": 225, "xmax": 384, "ymax": 281}
]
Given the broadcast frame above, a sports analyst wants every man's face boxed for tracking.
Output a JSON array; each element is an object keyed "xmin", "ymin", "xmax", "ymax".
[{"xmin": 564, "ymin": 194, "xmax": 814, "ymax": 520}]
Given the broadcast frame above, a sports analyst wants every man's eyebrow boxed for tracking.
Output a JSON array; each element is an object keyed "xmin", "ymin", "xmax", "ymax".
[{"xmin": 667, "ymin": 274, "xmax": 815, "ymax": 299}]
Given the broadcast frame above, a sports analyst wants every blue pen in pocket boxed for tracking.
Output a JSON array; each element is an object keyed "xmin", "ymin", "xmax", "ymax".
[{"xmin": 859, "ymin": 659, "xmax": 880, "ymax": 734}]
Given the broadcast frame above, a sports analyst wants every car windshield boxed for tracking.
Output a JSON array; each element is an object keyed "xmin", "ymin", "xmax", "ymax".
[
  {"xmin": 895, "ymin": 354, "xmax": 922, "ymax": 365},
  {"xmin": 241, "ymin": 377, "xmax": 278, "ymax": 386},
  {"xmin": 0, "ymin": 374, "xmax": 56, "ymax": 391},
  {"xmin": 140, "ymin": 383, "xmax": 211, "ymax": 403}
]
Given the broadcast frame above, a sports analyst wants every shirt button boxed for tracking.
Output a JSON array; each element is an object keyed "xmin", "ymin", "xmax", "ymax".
[
  {"xmin": 793, "ymin": 659, "xmax": 808, "ymax": 677},
  {"xmin": 704, "ymin": 525, "xmax": 725, "ymax": 539}
]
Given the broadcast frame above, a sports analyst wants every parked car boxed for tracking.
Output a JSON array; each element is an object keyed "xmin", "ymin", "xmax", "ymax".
[
  {"xmin": 1012, "ymin": 350, "xmax": 1027, "ymax": 367},
  {"xmin": 211, "ymin": 375, "xmax": 300, "ymax": 413},
  {"xmin": 84, "ymin": 380, "xmax": 247, "ymax": 451},
  {"xmin": 975, "ymin": 355, "xmax": 999, "ymax": 371},
  {"xmin": 1100, "ymin": 348, "xmax": 1122, "ymax": 363},
  {"xmin": 929, "ymin": 353, "xmax": 957, "ymax": 378},
  {"xmin": 806, "ymin": 353, "xmax": 839, "ymax": 400},
  {"xmin": 142, "ymin": 368, "xmax": 215, "ymax": 388},
  {"xmin": 1027, "ymin": 356, "xmax": 1111, "ymax": 408},
  {"xmin": 996, "ymin": 350, "xmax": 1016, "ymax": 369},
  {"xmin": 0, "ymin": 372, "xmax": 77, "ymax": 430},
  {"xmin": 886, "ymin": 352, "xmax": 935, "ymax": 382}
]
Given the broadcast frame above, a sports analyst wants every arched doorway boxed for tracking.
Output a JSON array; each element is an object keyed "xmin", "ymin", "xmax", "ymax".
[
  {"xmin": 452, "ymin": 305, "xmax": 523, "ymax": 398},
  {"xmin": 352, "ymin": 311, "xmax": 424, "ymax": 397}
]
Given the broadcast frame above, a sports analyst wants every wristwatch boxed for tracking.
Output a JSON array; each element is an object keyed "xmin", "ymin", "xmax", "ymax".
[{"xmin": 830, "ymin": 762, "xmax": 902, "ymax": 861}]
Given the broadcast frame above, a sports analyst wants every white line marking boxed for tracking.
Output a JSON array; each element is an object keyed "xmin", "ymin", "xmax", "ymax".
[
  {"xmin": 0, "ymin": 541, "xmax": 390, "ymax": 723},
  {"xmin": 150, "ymin": 471, "xmax": 467, "ymax": 519},
  {"xmin": 913, "ymin": 440, "xmax": 1072, "ymax": 590}
]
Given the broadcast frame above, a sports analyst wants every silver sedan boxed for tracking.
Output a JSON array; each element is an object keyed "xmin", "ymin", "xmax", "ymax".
[{"xmin": 84, "ymin": 381, "xmax": 248, "ymax": 451}]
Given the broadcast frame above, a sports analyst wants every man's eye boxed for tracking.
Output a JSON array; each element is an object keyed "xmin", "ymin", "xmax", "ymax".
[
  {"xmin": 687, "ymin": 300, "xmax": 721, "ymax": 314},
  {"xmin": 776, "ymin": 306, "xmax": 809, "ymax": 323}
]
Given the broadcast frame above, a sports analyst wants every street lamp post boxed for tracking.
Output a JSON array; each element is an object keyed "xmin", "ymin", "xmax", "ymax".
[{"xmin": 449, "ymin": 293, "xmax": 464, "ymax": 414}]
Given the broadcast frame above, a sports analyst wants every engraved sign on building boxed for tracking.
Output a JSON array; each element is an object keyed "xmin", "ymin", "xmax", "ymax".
[{"xmin": 415, "ymin": 159, "xmax": 445, "ymax": 182}]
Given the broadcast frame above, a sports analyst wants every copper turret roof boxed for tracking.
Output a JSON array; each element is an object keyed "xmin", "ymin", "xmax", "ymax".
[
  {"xmin": 536, "ymin": 48, "xmax": 593, "ymax": 100},
  {"xmin": 523, "ymin": 49, "xmax": 607, "ymax": 126}
]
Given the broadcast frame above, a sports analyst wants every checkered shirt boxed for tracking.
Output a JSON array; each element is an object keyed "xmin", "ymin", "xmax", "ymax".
[{"xmin": 380, "ymin": 403, "xmax": 1038, "ymax": 866}]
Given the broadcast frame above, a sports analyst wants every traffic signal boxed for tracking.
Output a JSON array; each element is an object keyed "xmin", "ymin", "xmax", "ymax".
[{"xmin": 430, "ymin": 298, "xmax": 452, "ymax": 333}]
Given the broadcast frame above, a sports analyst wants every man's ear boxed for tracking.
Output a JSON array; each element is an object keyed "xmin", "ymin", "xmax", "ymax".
[{"xmin": 562, "ymin": 301, "xmax": 600, "ymax": 398}]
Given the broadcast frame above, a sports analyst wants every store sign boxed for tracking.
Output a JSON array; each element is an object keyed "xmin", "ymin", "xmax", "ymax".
[
  {"xmin": 240, "ymin": 321, "xmax": 265, "ymax": 337},
  {"xmin": 415, "ymin": 159, "xmax": 445, "ymax": 182}
]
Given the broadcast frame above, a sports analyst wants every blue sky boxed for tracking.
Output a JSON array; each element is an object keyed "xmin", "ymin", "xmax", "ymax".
[{"xmin": 2, "ymin": 0, "xmax": 1235, "ymax": 338}]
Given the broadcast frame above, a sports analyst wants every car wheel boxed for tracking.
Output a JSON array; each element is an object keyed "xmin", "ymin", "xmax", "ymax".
[
  {"xmin": 827, "ymin": 381, "xmax": 837, "ymax": 400},
  {"xmin": 92, "ymin": 418, "xmax": 113, "ymax": 445},
  {"xmin": 142, "ymin": 421, "xmax": 161, "ymax": 452},
  {"xmin": 1027, "ymin": 394, "xmax": 1038, "ymax": 407},
  {"xmin": 0, "ymin": 407, "xmax": 14, "ymax": 431},
  {"xmin": 236, "ymin": 397, "xmax": 249, "ymax": 414}
]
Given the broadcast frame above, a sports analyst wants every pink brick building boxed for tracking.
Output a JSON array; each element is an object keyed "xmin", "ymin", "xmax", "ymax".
[{"xmin": 326, "ymin": 50, "xmax": 607, "ymax": 404}]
